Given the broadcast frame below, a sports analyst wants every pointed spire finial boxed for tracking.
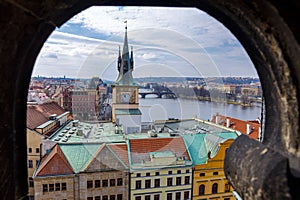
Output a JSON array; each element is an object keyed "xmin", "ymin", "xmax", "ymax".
[{"xmin": 124, "ymin": 20, "xmax": 127, "ymax": 30}]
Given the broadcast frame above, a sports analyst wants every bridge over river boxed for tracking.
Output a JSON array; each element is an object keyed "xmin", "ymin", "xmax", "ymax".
[{"xmin": 139, "ymin": 88, "xmax": 177, "ymax": 99}]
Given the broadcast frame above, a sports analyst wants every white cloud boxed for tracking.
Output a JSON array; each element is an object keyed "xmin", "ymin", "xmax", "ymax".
[{"xmin": 33, "ymin": 6, "xmax": 258, "ymax": 78}]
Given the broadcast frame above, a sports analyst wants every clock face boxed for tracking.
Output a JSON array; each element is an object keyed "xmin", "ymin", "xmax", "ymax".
[{"xmin": 121, "ymin": 93, "xmax": 130, "ymax": 103}]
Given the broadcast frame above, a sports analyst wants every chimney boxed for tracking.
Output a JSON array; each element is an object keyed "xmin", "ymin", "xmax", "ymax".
[
  {"xmin": 246, "ymin": 124, "xmax": 251, "ymax": 134},
  {"xmin": 216, "ymin": 115, "xmax": 220, "ymax": 124},
  {"xmin": 226, "ymin": 118, "xmax": 230, "ymax": 128}
]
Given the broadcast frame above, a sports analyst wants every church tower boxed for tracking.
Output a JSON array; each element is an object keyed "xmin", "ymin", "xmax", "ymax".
[{"xmin": 112, "ymin": 23, "xmax": 141, "ymax": 134}]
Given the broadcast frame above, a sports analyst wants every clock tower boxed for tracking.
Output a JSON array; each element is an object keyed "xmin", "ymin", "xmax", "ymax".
[{"xmin": 111, "ymin": 23, "xmax": 141, "ymax": 134}]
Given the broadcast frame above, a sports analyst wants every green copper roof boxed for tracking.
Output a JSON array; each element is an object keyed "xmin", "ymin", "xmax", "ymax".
[
  {"xmin": 59, "ymin": 143, "xmax": 101, "ymax": 173},
  {"xmin": 182, "ymin": 134, "xmax": 208, "ymax": 165},
  {"xmin": 182, "ymin": 132, "xmax": 237, "ymax": 165},
  {"xmin": 214, "ymin": 132, "xmax": 238, "ymax": 140},
  {"xmin": 115, "ymin": 109, "xmax": 142, "ymax": 115}
]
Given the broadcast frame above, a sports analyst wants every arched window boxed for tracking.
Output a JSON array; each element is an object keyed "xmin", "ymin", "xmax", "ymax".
[
  {"xmin": 212, "ymin": 183, "xmax": 218, "ymax": 194},
  {"xmin": 199, "ymin": 184, "xmax": 205, "ymax": 195}
]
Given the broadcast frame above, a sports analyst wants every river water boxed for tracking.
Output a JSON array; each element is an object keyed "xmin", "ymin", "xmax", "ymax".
[{"xmin": 139, "ymin": 98, "xmax": 262, "ymax": 122}]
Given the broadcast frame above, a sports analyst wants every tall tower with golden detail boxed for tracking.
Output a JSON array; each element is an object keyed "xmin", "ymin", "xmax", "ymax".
[{"xmin": 111, "ymin": 22, "xmax": 141, "ymax": 134}]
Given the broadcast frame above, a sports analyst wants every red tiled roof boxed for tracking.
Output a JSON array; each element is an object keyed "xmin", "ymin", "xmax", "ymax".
[
  {"xmin": 26, "ymin": 101, "xmax": 66, "ymax": 129},
  {"xmin": 26, "ymin": 106, "xmax": 49, "ymax": 129},
  {"xmin": 37, "ymin": 101, "xmax": 65, "ymax": 116},
  {"xmin": 212, "ymin": 114, "xmax": 261, "ymax": 140},
  {"xmin": 108, "ymin": 143, "xmax": 129, "ymax": 167},
  {"xmin": 129, "ymin": 137, "xmax": 190, "ymax": 164},
  {"xmin": 35, "ymin": 145, "xmax": 74, "ymax": 176}
]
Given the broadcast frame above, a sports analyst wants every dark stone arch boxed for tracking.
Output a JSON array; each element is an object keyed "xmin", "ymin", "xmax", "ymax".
[{"xmin": 0, "ymin": 0, "xmax": 299, "ymax": 199}]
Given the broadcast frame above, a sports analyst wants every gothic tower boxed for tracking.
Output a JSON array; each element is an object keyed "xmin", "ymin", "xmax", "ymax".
[{"xmin": 111, "ymin": 23, "xmax": 141, "ymax": 134}]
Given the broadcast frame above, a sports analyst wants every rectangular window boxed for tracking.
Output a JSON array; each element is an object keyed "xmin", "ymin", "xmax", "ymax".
[
  {"xmin": 145, "ymin": 195, "xmax": 150, "ymax": 200},
  {"xmin": 146, "ymin": 172, "xmax": 150, "ymax": 176},
  {"xmin": 36, "ymin": 148, "xmax": 40, "ymax": 153},
  {"xmin": 42, "ymin": 184, "xmax": 48, "ymax": 192},
  {"xmin": 184, "ymin": 191, "xmax": 189, "ymax": 200},
  {"xmin": 28, "ymin": 160, "xmax": 33, "ymax": 168},
  {"xmin": 177, "ymin": 170, "xmax": 181, "ymax": 174},
  {"xmin": 95, "ymin": 196, "xmax": 100, "ymax": 200},
  {"xmin": 62, "ymin": 183, "xmax": 67, "ymax": 190},
  {"xmin": 136, "ymin": 173, "xmax": 141, "ymax": 177},
  {"xmin": 29, "ymin": 178, "xmax": 34, "ymax": 188},
  {"xmin": 110, "ymin": 179, "xmax": 116, "ymax": 187},
  {"xmin": 167, "ymin": 193, "xmax": 172, "ymax": 200},
  {"xmin": 55, "ymin": 183, "xmax": 60, "ymax": 191},
  {"xmin": 135, "ymin": 196, "xmax": 141, "ymax": 200},
  {"xmin": 145, "ymin": 179, "xmax": 151, "ymax": 188},
  {"xmin": 186, "ymin": 169, "xmax": 190, "ymax": 173},
  {"xmin": 87, "ymin": 180, "xmax": 93, "ymax": 189},
  {"xmin": 176, "ymin": 177, "xmax": 181, "ymax": 185},
  {"xmin": 167, "ymin": 178, "xmax": 173, "ymax": 186},
  {"xmin": 117, "ymin": 178, "xmax": 123, "ymax": 186},
  {"xmin": 168, "ymin": 171, "xmax": 172, "ymax": 175},
  {"xmin": 29, "ymin": 148, "xmax": 32, "ymax": 153},
  {"xmin": 136, "ymin": 180, "xmax": 141, "ymax": 189},
  {"xmin": 213, "ymin": 171, "xmax": 219, "ymax": 176},
  {"xmin": 154, "ymin": 179, "xmax": 160, "ymax": 187},
  {"xmin": 200, "ymin": 173, "xmax": 205, "ymax": 177},
  {"xmin": 103, "ymin": 196, "xmax": 108, "ymax": 200},
  {"xmin": 95, "ymin": 180, "xmax": 100, "ymax": 188},
  {"xmin": 87, "ymin": 197, "xmax": 93, "ymax": 200},
  {"xmin": 225, "ymin": 183, "xmax": 230, "ymax": 192},
  {"xmin": 110, "ymin": 195, "xmax": 116, "ymax": 200},
  {"xmin": 102, "ymin": 179, "xmax": 108, "ymax": 187},
  {"xmin": 49, "ymin": 184, "xmax": 54, "ymax": 192},
  {"xmin": 154, "ymin": 194, "xmax": 160, "ymax": 200},
  {"xmin": 155, "ymin": 172, "xmax": 160, "ymax": 176},
  {"xmin": 117, "ymin": 194, "xmax": 123, "ymax": 200},
  {"xmin": 36, "ymin": 160, "xmax": 39, "ymax": 167},
  {"xmin": 184, "ymin": 176, "xmax": 190, "ymax": 185},
  {"xmin": 175, "ymin": 192, "xmax": 181, "ymax": 200}
]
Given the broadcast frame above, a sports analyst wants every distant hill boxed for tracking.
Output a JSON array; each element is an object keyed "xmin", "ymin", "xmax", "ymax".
[{"xmin": 134, "ymin": 77, "xmax": 260, "ymax": 85}]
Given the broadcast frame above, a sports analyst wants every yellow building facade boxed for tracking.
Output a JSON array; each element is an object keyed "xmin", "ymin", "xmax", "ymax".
[
  {"xmin": 130, "ymin": 167, "xmax": 192, "ymax": 200},
  {"xmin": 193, "ymin": 140, "xmax": 235, "ymax": 200},
  {"xmin": 27, "ymin": 129, "xmax": 43, "ymax": 198}
]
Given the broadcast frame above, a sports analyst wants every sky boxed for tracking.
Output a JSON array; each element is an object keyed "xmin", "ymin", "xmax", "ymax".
[{"xmin": 32, "ymin": 6, "xmax": 258, "ymax": 80}]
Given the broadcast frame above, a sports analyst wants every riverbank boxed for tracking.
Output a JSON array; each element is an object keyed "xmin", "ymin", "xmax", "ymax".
[{"xmin": 176, "ymin": 95, "xmax": 262, "ymax": 107}]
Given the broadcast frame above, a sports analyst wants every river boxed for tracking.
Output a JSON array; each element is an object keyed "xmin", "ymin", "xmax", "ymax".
[{"xmin": 139, "ymin": 98, "xmax": 262, "ymax": 122}]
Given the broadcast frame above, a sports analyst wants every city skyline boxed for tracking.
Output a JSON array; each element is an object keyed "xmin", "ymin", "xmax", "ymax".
[{"xmin": 33, "ymin": 6, "xmax": 258, "ymax": 80}]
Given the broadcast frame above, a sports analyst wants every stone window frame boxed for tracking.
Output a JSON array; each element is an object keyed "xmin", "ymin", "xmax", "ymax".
[
  {"xmin": 212, "ymin": 183, "xmax": 218, "ymax": 194},
  {"xmin": 184, "ymin": 176, "xmax": 190, "ymax": 185},
  {"xmin": 1, "ymin": 1, "xmax": 299, "ymax": 199},
  {"xmin": 199, "ymin": 184, "xmax": 205, "ymax": 195},
  {"xmin": 135, "ymin": 180, "xmax": 141, "ymax": 189},
  {"xmin": 95, "ymin": 180, "xmax": 101, "ymax": 188},
  {"xmin": 117, "ymin": 178, "xmax": 123, "ymax": 186},
  {"xmin": 145, "ymin": 179, "xmax": 151, "ymax": 188},
  {"xmin": 175, "ymin": 192, "xmax": 181, "ymax": 200},
  {"xmin": 154, "ymin": 178, "xmax": 160, "ymax": 187},
  {"xmin": 87, "ymin": 180, "xmax": 93, "ymax": 189},
  {"xmin": 110, "ymin": 179, "xmax": 116, "ymax": 187},
  {"xmin": 176, "ymin": 177, "xmax": 181, "ymax": 185},
  {"xmin": 102, "ymin": 179, "xmax": 108, "ymax": 187},
  {"xmin": 167, "ymin": 177, "xmax": 173, "ymax": 186}
]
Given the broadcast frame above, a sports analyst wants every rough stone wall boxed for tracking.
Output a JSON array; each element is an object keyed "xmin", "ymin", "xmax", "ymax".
[{"xmin": 0, "ymin": 0, "xmax": 299, "ymax": 199}]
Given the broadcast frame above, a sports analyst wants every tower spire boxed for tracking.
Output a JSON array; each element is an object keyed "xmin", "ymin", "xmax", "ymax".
[{"xmin": 115, "ymin": 21, "xmax": 137, "ymax": 86}]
